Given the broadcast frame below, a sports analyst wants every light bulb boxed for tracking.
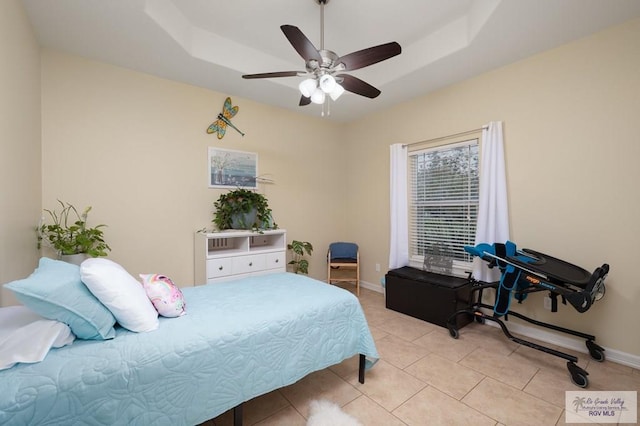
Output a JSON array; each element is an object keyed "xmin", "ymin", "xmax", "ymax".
[
  {"xmin": 310, "ymin": 88, "xmax": 325, "ymax": 104},
  {"xmin": 329, "ymin": 83, "xmax": 345, "ymax": 101},
  {"xmin": 299, "ymin": 78, "xmax": 317, "ymax": 98},
  {"xmin": 319, "ymin": 74, "xmax": 337, "ymax": 93}
]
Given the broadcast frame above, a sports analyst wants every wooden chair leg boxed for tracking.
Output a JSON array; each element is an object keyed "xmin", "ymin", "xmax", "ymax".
[
  {"xmin": 327, "ymin": 251, "xmax": 331, "ymax": 285},
  {"xmin": 356, "ymin": 253, "xmax": 360, "ymax": 296}
]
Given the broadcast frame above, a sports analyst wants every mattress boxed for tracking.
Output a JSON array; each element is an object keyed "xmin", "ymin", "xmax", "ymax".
[{"xmin": 0, "ymin": 273, "xmax": 378, "ymax": 425}]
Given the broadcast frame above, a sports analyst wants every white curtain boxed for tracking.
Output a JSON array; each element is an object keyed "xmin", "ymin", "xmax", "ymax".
[
  {"xmin": 473, "ymin": 121, "xmax": 510, "ymax": 282},
  {"xmin": 389, "ymin": 144, "xmax": 409, "ymax": 269}
]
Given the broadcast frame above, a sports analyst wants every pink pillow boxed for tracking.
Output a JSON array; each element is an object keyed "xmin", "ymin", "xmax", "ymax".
[{"xmin": 139, "ymin": 274, "xmax": 186, "ymax": 318}]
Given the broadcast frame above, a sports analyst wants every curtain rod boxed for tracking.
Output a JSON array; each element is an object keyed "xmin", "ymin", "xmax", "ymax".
[{"xmin": 402, "ymin": 125, "xmax": 488, "ymax": 148}]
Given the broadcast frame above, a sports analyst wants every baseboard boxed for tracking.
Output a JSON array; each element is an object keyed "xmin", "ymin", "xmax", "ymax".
[
  {"xmin": 484, "ymin": 317, "xmax": 640, "ymax": 370},
  {"xmin": 360, "ymin": 279, "xmax": 640, "ymax": 369},
  {"xmin": 360, "ymin": 280, "xmax": 384, "ymax": 294}
]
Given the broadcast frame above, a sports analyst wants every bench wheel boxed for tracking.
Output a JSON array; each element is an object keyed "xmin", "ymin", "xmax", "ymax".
[
  {"xmin": 586, "ymin": 340, "xmax": 605, "ymax": 362},
  {"xmin": 570, "ymin": 371, "xmax": 589, "ymax": 388},
  {"xmin": 448, "ymin": 327, "xmax": 459, "ymax": 339},
  {"xmin": 567, "ymin": 362, "xmax": 589, "ymax": 388}
]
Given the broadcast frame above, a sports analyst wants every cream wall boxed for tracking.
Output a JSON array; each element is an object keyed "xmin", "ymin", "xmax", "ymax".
[
  {"xmin": 7, "ymin": 6, "xmax": 639, "ymax": 357},
  {"xmin": 40, "ymin": 50, "xmax": 347, "ymax": 286},
  {"xmin": 346, "ymin": 18, "xmax": 640, "ymax": 356},
  {"xmin": 0, "ymin": 0, "xmax": 41, "ymax": 306}
]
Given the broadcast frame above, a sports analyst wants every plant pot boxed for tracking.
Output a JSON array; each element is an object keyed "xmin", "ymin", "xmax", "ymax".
[
  {"xmin": 60, "ymin": 253, "xmax": 89, "ymax": 265},
  {"xmin": 231, "ymin": 210, "xmax": 257, "ymax": 229}
]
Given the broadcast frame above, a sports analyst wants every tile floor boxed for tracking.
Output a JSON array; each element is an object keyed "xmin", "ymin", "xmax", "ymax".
[{"xmin": 206, "ymin": 286, "xmax": 640, "ymax": 426}]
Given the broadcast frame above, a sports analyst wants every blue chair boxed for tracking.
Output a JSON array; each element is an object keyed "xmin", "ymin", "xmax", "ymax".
[{"xmin": 327, "ymin": 242, "xmax": 360, "ymax": 296}]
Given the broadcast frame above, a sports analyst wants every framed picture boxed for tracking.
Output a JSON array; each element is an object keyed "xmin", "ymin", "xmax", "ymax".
[{"xmin": 208, "ymin": 147, "xmax": 258, "ymax": 189}]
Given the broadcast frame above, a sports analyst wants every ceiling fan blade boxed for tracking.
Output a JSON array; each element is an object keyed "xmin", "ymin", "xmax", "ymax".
[
  {"xmin": 337, "ymin": 42, "xmax": 402, "ymax": 71},
  {"xmin": 299, "ymin": 95, "xmax": 311, "ymax": 106},
  {"xmin": 242, "ymin": 71, "xmax": 301, "ymax": 79},
  {"xmin": 337, "ymin": 74, "xmax": 381, "ymax": 98},
  {"xmin": 280, "ymin": 25, "xmax": 322, "ymax": 63}
]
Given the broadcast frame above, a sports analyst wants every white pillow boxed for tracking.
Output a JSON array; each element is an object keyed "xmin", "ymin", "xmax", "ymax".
[
  {"xmin": 0, "ymin": 305, "xmax": 75, "ymax": 370},
  {"xmin": 80, "ymin": 258, "xmax": 159, "ymax": 333}
]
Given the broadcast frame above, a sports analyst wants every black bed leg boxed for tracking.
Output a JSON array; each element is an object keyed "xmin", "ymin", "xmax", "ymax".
[
  {"xmin": 359, "ymin": 354, "xmax": 365, "ymax": 384},
  {"xmin": 233, "ymin": 403, "xmax": 243, "ymax": 426}
]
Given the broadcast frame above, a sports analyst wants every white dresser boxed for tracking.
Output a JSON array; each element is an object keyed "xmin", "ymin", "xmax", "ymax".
[{"xmin": 194, "ymin": 229, "xmax": 287, "ymax": 285}]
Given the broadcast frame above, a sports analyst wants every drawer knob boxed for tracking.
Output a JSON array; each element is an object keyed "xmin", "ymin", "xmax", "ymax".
[
  {"xmin": 249, "ymin": 262, "xmax": 253, "ymax": 267},
  {"xmin": 218, "ymin": 266, "xmax": 223, "ymax": 270},
  {"xmin": 275, "ymin": 259, "xmax": 279, "ymax": 263}
]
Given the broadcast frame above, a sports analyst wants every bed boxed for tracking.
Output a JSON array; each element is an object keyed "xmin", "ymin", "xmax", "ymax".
[{"xmin": 0, "ymin": 268, "xmax": 378, "ymax": 425}]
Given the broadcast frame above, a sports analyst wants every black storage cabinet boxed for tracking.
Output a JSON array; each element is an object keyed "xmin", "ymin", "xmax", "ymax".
[{"xmin": 385, "ymin": 267, "xmax": 473, "ymax": 329}]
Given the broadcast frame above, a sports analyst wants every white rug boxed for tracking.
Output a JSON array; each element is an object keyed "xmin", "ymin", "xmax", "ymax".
[{"xmin": 306, "ymin": 400, "xmax": 362, "ymax": 426}]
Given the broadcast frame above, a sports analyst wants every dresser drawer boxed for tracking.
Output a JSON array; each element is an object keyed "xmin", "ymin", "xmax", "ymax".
[
  {"xmin": 265, "ymin": 252, "xmax": 286, "ymax": 270},
  {"xmin": 232, "ymin": 254, "xmax": 267, "ymax": 275},
  {"xmin": 195, "ymin": 230, "xmax": 287, "ymax": 285},
  {"xmin": 206, "ymin": 257, "xmax": 233, "ymax": 279}
]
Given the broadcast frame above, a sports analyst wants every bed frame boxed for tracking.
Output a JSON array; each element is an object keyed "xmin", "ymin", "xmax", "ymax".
[{"xmin": 231, "ymin": 354, "xmax": 366, "ymax": 426}]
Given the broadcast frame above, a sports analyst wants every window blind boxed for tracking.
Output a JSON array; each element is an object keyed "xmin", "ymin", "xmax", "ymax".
[{"xmin": 408, "ymin": 140, "xmax": 479, "ymax": 264}]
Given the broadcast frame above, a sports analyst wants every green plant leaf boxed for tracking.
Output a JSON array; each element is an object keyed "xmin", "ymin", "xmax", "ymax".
[
  {"xmin": 38, "ymin": 200, "xmax": 111, "ymax": 257},
  {"xmin": 288, "ymin": 239, "xmax": 312, "ymax": 274},
  {"xmin": 212, "ymin": 188, "xmax": 277, "ymax": 231}
]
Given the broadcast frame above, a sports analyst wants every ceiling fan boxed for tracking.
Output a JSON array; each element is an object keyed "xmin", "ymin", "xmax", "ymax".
[{"xmin": 242, "ymin": 0, "xmax": 402, "ymax": 107}]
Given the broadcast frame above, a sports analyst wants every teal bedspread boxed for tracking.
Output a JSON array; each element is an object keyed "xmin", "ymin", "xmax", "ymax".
[{"xmin": 0, "ymin": 273, "xmax": 378, "ymax": 425}]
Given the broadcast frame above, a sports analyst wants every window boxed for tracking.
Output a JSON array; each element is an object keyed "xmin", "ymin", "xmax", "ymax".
[{"xmin": 408, "ymin": 139, "xmax": 479, "ymax": 275}]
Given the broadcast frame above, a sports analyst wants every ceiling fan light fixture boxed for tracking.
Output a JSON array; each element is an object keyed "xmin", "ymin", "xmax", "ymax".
[
  {"xmin": 299, "ymin": 78, "xmax": 317, "ymax": 97},
  {"xmin": 310, "ymin": 88, "xmax": 326, "ymax": 104},
  {"xmin": 319, "ymin": 74, "xmax": 337, "ymax": 93},
  {"xmin": 241, "ymin": 0, "xmax": 402, "ymax": 110},
  {"xmin": 329, "ymin": 83, "xmax": 345, "ymax": 101}
]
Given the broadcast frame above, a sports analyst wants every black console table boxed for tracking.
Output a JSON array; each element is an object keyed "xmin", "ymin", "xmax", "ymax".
[{"xmin": 385, "ymin": 267, "xmax": 473, "ymax": 329}]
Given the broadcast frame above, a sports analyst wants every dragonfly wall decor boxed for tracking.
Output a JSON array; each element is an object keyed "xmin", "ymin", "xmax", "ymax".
[{"xmin": 207, "ymin": 97, "xmax": 245, "ymax": 139}]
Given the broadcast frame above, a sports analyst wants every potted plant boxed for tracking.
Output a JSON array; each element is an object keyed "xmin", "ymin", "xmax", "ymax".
[
  {"xmin": 37, "ymin": 200, "xmax": 111, "ymax": 263},
  {"xmin": 213, "ymin": 188, "xmax": 277, "ymax": 231},
  {"xmin": 288, "ymin": 240, "xmax": 313, "ymax": 274}
]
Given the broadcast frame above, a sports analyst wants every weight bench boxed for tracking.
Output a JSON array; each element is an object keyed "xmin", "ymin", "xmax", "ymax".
[{"xmin": 447, "ymin": 240, "xmax": 609, "ymax": 387}]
